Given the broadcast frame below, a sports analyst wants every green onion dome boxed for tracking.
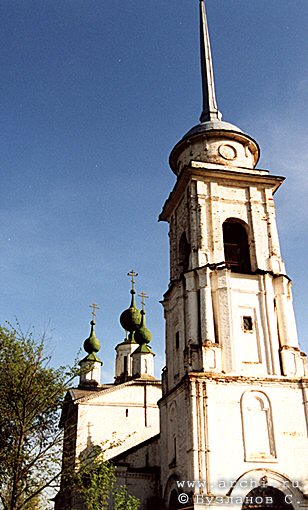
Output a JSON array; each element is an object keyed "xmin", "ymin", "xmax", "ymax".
[
  {"xmin": 119, "ymin": 289, "xmax": 142, "ymax": 334},
  {"xmin": 83, "ymin": 320, "xmax": 101, "ymax": 354},
  {"xmin": 134, "ymin": 309, "xmax": 152, "ymax": 345}
]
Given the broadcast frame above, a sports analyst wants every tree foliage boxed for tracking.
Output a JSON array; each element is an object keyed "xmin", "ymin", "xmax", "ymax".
[
  {"xmin": 0, "ymin": 324, "xmax": 140, "ymax": 510},
  {"xmin": 0, "ymin": 324, "xmax": 77, "ymax": 510},
  {"xmin": 71, "ymin": 446, "xmax": 140, "ymax": 510}
]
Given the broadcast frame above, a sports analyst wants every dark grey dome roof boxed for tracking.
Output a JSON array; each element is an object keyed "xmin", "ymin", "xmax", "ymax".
[{"xmin": 183, "ymin": 120, "xmax": 243, "ymax": 140}]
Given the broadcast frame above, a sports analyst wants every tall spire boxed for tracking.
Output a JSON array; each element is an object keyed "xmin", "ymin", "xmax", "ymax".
[
  {"xmin": 199, "ymin": 0, "xmax": 222, "ymax": 123},
  {"xmin": 168, "ymin": 1, "xmax": 260, "ymax": 177}
]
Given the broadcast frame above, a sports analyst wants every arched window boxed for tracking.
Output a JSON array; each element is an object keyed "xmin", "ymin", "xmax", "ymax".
[
  {"xmin": 179, "ymin": 232, "xmax": 190, "ymax": 272},
  {"xmin": 223, "ymin": 219, "xmax": 251, "ymax": 273}
]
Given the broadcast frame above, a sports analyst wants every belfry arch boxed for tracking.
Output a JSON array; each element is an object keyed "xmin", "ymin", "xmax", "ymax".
[{"xmin": 223, "ymin": 218, "xmax": 251, "ymax": 274}]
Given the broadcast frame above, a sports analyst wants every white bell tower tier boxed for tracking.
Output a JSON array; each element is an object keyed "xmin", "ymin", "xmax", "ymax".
[
  {"xmin": 159, "ymin": 2, "xmax": 308, "ymax": 509},
  {"xmin": 160, "ymin": 163, "xmax": 306, "ymax": 381}
]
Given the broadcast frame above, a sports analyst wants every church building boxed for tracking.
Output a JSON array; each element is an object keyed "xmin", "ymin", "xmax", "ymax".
[{"xmin": 56, "ymin": 2, "xmax": 308, "ymax": 509}]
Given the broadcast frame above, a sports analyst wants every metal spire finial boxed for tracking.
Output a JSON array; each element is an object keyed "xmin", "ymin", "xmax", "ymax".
[{"xmin": 199, "ymin": 0, "xmax": 222, "ymax": 123}]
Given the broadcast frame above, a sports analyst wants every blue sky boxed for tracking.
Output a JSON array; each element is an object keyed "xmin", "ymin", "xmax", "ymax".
[{"xmin": 0, "ymin": 0, "xmax": 308, "ymax": 381}]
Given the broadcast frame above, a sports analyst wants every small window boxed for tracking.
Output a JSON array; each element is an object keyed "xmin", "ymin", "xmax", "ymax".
[
  {"xmin": 123, "ymin": 355, "xmax": 128, "ymax": 374},
  {"xmin": 243, "ymin": 316, "xmax": 253, "ymax": 332},
  {"xmin": 175, "ymin": 332, "xmax": 180, "ymax": 349}
]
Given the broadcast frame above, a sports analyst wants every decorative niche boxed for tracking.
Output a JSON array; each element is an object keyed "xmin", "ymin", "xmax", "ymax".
[{"xmin": 241, "ymin": 390, "xmax": 277, "ymax": 462}]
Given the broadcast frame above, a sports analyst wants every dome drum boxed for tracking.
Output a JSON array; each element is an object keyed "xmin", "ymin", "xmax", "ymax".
[{"xmin": 169, "ymin": 128, "xmax": 260, "ymax": 175}]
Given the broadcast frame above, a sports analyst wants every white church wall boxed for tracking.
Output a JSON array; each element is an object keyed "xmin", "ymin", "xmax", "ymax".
[
  {"xmin": 114, "ymin": 435, "xmax": 160, "ymax": 468},
  {"xmin": 115, "ymin": 470, "xmax": 159, "ymax": 510},
  {"xmin": 159, "ymin": 383, "xmax": 194, "ymax": 497},
  {"xmin": 160, "ymin": 375, "xmax": 308, "ymax": 505},
  {"xmin": 204, "ymin": 378, "xmax": 308, "ymax": 497},
  {"xmin": 74, "ymin": 382, "xmax": 161, "ymax": 461}
]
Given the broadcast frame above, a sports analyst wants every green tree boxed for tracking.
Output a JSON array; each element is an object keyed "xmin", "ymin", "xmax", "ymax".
[
  {"xmin": 0, "ymin": 324, "xmax": 77, "ymax": 510},
  {"xmin": 0, "ymin": 324, "xmax": 139, "ymax": 510},
  {"xmin": 72, "ymin": 446, "xmax": 140, "ymax": 510},
  {"xmin": 24, "ymin": 495, "xmax": 42, "ymax": 510}
]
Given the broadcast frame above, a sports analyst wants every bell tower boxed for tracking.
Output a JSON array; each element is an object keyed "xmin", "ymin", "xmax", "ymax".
[{"xmin": 159, "ymin": 2, "xmax": 308, "ymax": 509}]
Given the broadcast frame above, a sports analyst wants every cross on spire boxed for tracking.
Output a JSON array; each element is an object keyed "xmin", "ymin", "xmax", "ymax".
[
  {"xmin": 138, "ymin": 291, "xmax": 149, "ymax": 311},
  {"xmin": 89, "ymin": 302, "xmax": 100, "ymax": 321},
  {"xmin": 127, "ymin": 270, "xmax": 138, "ymax": 291}
]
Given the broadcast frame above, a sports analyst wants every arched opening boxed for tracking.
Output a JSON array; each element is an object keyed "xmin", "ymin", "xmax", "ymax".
[
  {"xmin": 179, "ymin": 232, "xmax": 190, "ymax": 273},
  {"xmin": 146, "ymin": 496, "xmax": 164, "ymax": 510},
  {"xmin": 169, "ymin": 489, "xmax": 180, "ymax": 510},
  {"xmin": 242, "ymin": 485, "xmax": 294, "ymax": 509},
  {"xmin": 223, "ymin": 219, "xmax": 251, "ymax": 273}
]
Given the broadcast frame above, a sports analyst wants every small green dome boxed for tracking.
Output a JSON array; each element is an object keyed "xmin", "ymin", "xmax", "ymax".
[
  {"xmin": 119, "ymin": 290, "xmax": 141, "ymax": 333},
  {"xmin": 135, "ymin": 310, "xmax": 152, "ymax": 345},
  {"xmin": 83, "ymin": 320, "xmax": 101, "ymax": 354}
]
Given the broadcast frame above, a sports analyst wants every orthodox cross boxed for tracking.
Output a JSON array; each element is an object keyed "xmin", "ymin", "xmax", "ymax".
[
  {"xmin": 89, "ymin": 302, "xmax": 100, "ymax": 321},
  {"xmin": 138, "ymin": 291, "xmax": 149, "ymax": 311},
  {"xmin": 87, "ymin": 422, "xmax": 93, "ymax": 437},
  {"xmin": 87, "ymin": 422, "xmax": 94, "ymax": 446},
  {"xmin": 127, "ymin": 269, "xmax": 138, "ymax": 291}
]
